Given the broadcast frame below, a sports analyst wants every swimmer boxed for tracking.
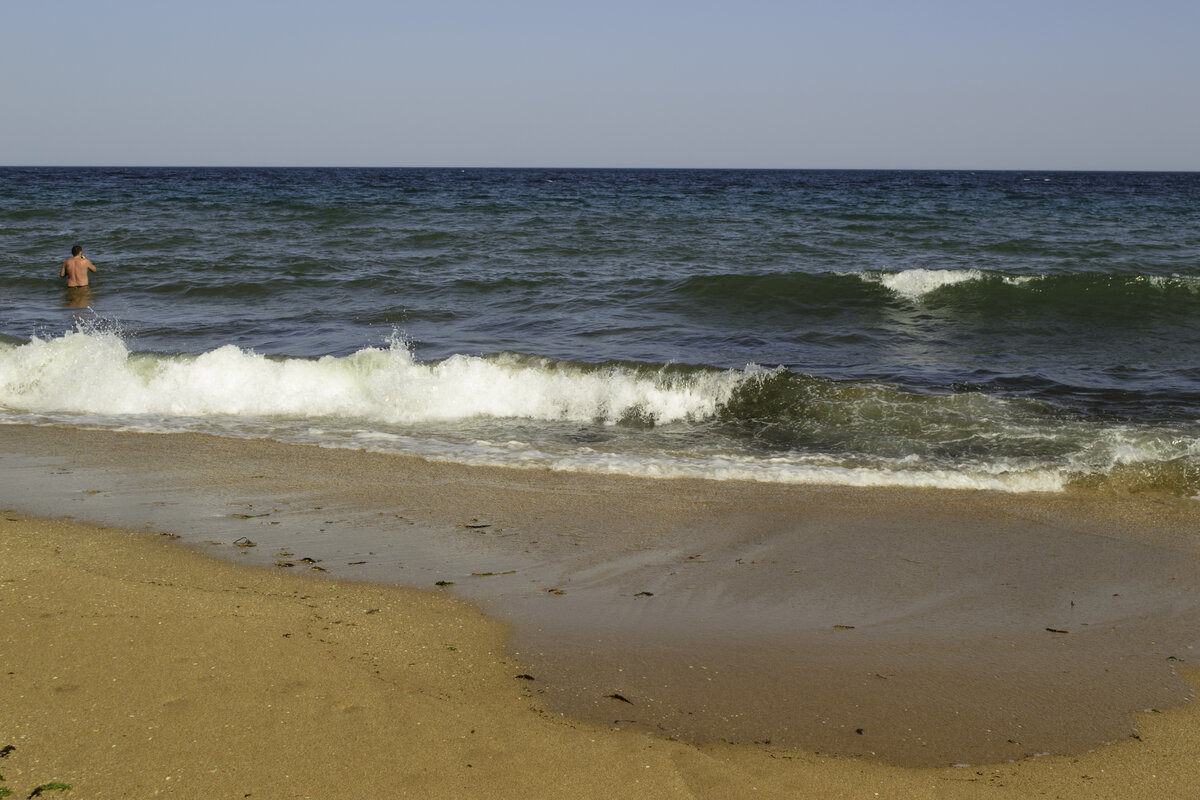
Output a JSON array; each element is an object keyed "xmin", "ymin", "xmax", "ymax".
[{"xmin": 60, "ymin": 245, "xmax": 96, "ymax": 287}]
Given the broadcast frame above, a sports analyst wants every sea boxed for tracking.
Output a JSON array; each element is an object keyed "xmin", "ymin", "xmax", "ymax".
[{"xmin": 2, "ymin": 167, "xmax": 1199, "ymax": 498}]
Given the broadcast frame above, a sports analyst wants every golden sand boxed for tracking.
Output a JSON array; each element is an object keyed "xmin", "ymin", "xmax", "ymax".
[{"xmin": 3, "ymin": 512, "xmax": 1199, "ymax": 799}]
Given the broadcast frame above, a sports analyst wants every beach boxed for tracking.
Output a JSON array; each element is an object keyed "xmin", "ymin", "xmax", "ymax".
[
  {"xmin": 3, "ymin": 425, "xmax": 1200, "ymax": 797},
  {"xmin": 4, "ymin": 510, "xmax": 1200, "ymax": 798},
  {"xmin": 3, "ymin": 168, "xmax": 1199, "ymax": 795}
]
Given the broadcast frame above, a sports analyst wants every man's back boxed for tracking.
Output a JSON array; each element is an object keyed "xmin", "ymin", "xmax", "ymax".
[{"xmin": 61, "ymin": 253, "xmax": 95, "ymax": 287}]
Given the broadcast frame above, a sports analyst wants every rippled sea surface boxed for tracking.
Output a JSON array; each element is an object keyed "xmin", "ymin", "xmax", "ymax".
[{"xmin": 2, "ymin": 168, "xmax": 1198, "ymax": 495}]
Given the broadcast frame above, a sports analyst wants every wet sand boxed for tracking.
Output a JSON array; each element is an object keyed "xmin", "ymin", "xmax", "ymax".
[{"xmin": 3, "ymin": 425, "xmax": 1200, "ymax": 773}]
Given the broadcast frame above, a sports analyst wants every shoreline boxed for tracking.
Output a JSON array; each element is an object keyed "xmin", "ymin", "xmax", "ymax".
[
  {"xmin": 5, "ymin": 511, "xmax": 1200, "ymax": 798},
  {"xmin": 3, "ymin": 424, "xmax": 1200, "ymax": 768}
]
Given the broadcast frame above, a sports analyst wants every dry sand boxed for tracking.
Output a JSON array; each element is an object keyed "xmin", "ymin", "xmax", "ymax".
[{"xmin": 3, "ymin": 512, "xmax": 1200, "ymax": 799}]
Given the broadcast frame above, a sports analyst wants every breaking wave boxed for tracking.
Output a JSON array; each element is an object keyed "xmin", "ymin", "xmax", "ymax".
[{"xmin": 2, "ymin": 326, "xmax": 1197, "ymax": 497}]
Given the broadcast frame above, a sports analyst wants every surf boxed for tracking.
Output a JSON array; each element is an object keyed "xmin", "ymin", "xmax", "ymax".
[{"xmin": 2, "ymin": 327, "xmax": 1196, "ymax": 498}]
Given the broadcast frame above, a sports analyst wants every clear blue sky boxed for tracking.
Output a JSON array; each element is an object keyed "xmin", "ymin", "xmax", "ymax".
[{"xmin": 5, "ymin": 0, "xmax": 1198, "ymax": 169}]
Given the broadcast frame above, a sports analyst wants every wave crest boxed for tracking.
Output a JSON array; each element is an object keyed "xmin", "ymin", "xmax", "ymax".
[
  {"xmin": 0, "ymin": 330, "xmax": 747, "ymax": 425},
  {"xmin": 2, "ymin": 329, "xmax": 1196, "ymax": 497}
]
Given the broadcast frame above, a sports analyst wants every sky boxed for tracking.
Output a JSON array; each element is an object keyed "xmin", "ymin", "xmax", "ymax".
[{"xmin": 4, "ymin": 0, "xmax": 1199, "ymax": 170}]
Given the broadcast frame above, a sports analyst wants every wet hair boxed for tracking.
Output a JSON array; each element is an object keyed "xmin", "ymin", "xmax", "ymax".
[{"xmin": 71, "ymin": 245, "xmax": 83, "ymax": 256}]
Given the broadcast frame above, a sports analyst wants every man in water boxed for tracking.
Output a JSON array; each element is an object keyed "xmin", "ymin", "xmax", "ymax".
[{"xmin": 60, "ymin": 245, "xmax": 96, "ymax": 287}]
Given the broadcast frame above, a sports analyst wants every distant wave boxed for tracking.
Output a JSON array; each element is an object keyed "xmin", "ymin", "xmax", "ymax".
[
  {"xmin": 104, "ymin": 268, "xmax": 1200, "ymax": 316},
  {"xmin": 859, "ymin": 268, "xmax": 1200, "ymax": 302},
  {"xmin": 861, "ymin": 268, "xmax": 1020, "ymax": 300},
  {"xmin": 671, "ymin": 268, "xmax": 1200, "ymax": 318}
]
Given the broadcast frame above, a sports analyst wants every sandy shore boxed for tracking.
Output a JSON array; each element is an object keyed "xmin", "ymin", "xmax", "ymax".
[
  {"xmin": 4, "ymin": 424, "xmax": 1200, "ymax": 794},
  {"xmin": 5, "ymin": 426, "xmax": 1200, "ymax": 766},
  {"xmin": 2, "ymin": 511, "xmax": 1199, "ymax": 798}
]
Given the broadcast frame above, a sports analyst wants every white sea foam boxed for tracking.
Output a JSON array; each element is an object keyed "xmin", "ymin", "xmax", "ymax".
[
  {"xmin": 857, "ymin": 268, "xmax": 1044, "ymax": 300},
  {"xmin": 866, "ymin": 268, "xmax": 986, "ymax": 300},
  {"xmin": 1148, "ymin": 274, "xmax": 1200, "ymax": 293},
  {"xmin": 0, "ymin": 330, "xmax": 743, "ymax": 426},
  {"xmin": 429, "ymin": 449, "xmax": 1069, "ymax": 493}
]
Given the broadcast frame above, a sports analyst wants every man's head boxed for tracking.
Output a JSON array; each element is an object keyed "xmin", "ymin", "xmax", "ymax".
[{"xmin": 71, "ymin": 245, "xmax": 83, "ymax": 256}]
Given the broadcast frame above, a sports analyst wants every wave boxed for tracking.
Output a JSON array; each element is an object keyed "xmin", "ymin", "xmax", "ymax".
[
  {"xmin": 862, "ymin": 268, "xmax": 1200, "ymax": 306},
  {"xmin": 863, "ymin": 268, "xmax": 1010, "ymax": 300},
  {"xmin": 0, "ymin": 327, "xmax": 741, "ymax": 424},
  {"xmin": 674, "ymin": 268, "xmax": 1200, "ymax": 314},
  {"xmin": 1, "ymin": 327, "xmax": 1197, "ymax": 497}
]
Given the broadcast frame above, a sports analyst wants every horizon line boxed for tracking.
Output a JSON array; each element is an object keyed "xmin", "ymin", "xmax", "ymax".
[{"xmin": 3, "ymin": 164, "xmax": 1199, "ymax": 174}]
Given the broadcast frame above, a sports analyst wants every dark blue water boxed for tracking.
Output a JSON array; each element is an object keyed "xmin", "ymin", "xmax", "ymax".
[{"xmin": 2, "ymin": 168, "xmax": 1199, "ymax": 495}]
